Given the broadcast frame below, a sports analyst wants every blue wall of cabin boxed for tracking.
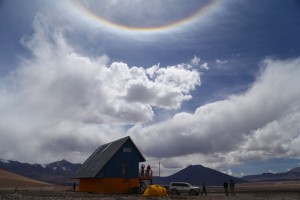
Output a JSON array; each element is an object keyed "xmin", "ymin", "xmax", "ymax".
[{"xmin": 96, "ymin": 139, "xmax": 144, "ymax": 178}]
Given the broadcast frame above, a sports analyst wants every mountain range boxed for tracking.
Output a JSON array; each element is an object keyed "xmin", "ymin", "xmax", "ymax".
[
  {"xmin": 242, "ymin": 167, "xmax": 300, "ymax": 182},
  {"xmin": 0, "ymin": 158, "xmax": 81, "ymax": 185},
  {"xmin": 1, "ymin": 157, "xmax": 300, "ymax": 186}
]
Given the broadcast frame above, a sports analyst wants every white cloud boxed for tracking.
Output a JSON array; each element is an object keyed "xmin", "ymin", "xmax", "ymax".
[
  {"xmin": 0, "ymin": 16, "xmax": 200, "ymax": 164},
  {"xmin": 200, "ymin": 62, "xmax": 209, "ymax": 70},
  {"xmin": 216, "ymin": 59, "xmax": 228, "ymax": 65},
  {"xmin": 129, "ymin": 57, "xmax": 300, "ymax": 169},
  {"xmin": 191, "ymin": 56, "xmax": 209, "ymax": 70},
  {"xmin": 191, "ymin": 55, "xmax": 200, "ymax": 66},
  {"xmin": 124, "ymin": 63, "xmax": 200, "ymax": 109}
]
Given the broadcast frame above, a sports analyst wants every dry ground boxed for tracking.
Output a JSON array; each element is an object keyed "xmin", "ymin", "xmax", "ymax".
[
  {"xmin": 0, "ymin": 182, "xmax": 299, "ymax": 200},
  {"xmin": 0, "ymin": 191, "xmax": 299, "ymax": 200},
  {"xmin": 0, "ymin": 169, "xmax": 52, "ymax": 188},
  {"xmin": 1, "ymin": 171, "xmax": 299, "ymax": 200}
]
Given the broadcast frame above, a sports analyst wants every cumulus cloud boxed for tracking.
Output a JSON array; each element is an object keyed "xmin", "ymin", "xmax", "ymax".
[
  {"xmin": 124, "ymin": 63, "xmax": 200, "ymax": 109},
  {"xmin": 129, "ymin": 57, "xmax": 300, "ymax": 169},
  {"xmin": 0, "ymin": 16, "xmax": 200, "ymax": 163}
]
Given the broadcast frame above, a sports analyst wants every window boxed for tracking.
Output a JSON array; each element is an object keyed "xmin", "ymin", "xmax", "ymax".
[
  {"xmin": 121, "ymin": 161, "xmax": 126, "ymax": 177},
  {"xmin": 123, "ymin": 147, "xmax": 131, "ymax": 153}
]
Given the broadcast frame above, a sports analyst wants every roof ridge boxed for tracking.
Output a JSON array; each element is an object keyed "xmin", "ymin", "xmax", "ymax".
[{"xmin": 74, "ymin": 136, "xmax": 146, "ymax": 179}]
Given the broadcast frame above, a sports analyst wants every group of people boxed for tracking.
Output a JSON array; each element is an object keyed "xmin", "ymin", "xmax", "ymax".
[
  {"xmin": 201, "ymin": 179, "xmax": 235, "ymax": 196},
  {"xmin": 140, "ymin": 164, "xmax": 152, "ymax": 177},
  {"xmin": 223, "ymin": 179, "xmax": 235, "ymax": 196}
]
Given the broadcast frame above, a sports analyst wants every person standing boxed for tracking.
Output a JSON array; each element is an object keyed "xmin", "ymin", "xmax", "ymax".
[
  {"xmin": 229, "ymin": 179, "xmax": 235, "ymax": 196},
  {"xmin": 223, "ymin": 181, "xmax": 229, "ymax": 196},
  {"xmin": 73, "ymin": 182, "xmax": 76, "ymax": 192},
  {"xmin": 201, "ymin": 182, "xmax": 207, "ymax": 196},
  {"xmin": 141, "ymin": 164, "xmax": 145, "ymax": 177},
  {"xmin": 146, "ymin": 165, "xmax": 151, "ymax": 177}
]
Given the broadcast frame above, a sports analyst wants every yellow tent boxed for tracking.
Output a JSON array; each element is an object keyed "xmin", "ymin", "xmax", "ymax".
[{"xmin": 143, "ymin": 184, "xmax": 167, "ymax": 197}]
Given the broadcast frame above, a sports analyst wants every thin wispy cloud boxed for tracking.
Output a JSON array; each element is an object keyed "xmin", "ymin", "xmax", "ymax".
[
  {"xmin": 216, "ymin": 59, "xmax": 228, "ymax": 65},
  {"xmin": 201, "ymin": 63, "xmax": 209, "ymax": 70}
]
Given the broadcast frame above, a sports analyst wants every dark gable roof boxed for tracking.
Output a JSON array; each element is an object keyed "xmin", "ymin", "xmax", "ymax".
[{"xmin": 74, "ymin": 136, "xmax": 146, "ymax": 178}]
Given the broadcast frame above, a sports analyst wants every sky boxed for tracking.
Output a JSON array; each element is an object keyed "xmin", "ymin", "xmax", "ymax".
[{"xmin": 0, "ymin": 0, "xmax": 300, "ymax": 177}]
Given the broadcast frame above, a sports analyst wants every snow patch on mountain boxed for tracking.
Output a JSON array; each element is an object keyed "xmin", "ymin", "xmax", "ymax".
[{"xmin": 0, "ymin": 158, "xmax": 10, "ymax": 163}]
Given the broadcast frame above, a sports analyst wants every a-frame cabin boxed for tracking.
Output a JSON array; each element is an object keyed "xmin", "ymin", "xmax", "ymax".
[{"xmin": 74, "ymin": 136, "xmax": 146, "ymax": 194}]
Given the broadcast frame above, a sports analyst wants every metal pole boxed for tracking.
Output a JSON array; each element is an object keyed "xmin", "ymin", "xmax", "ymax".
[{"xmin": 159, "ymin": 161, "xmax": 160, "ymax": 177}]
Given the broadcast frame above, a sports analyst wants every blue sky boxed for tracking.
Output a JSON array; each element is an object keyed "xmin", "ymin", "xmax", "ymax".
[{"xmin": 1, "ymin": 0, "xmax": 300, "ymax": 177}]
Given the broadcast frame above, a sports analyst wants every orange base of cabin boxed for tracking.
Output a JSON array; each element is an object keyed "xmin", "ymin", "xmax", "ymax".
[{"xmin": 79, "ymin": 178, "xmax": 139, "ymax": 194}]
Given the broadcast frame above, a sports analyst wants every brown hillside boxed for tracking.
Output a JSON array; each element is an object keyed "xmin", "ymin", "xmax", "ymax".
[{"xmin": 0, "ymin": 169, "xmax": 52, "ymax": 188}]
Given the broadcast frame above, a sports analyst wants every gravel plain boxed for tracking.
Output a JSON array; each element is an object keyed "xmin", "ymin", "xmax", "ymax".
[
  {"xmin": 1, "ymin": 182, "xmax": 300, "ymax": 200},
  {"xmin": 1, "ymin": 190, "xmax": 300, "ymax": 200}
]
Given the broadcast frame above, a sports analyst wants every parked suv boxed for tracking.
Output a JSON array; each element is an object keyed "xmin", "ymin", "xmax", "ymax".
[{"xmin": 169, "ymin": 182, "xmax": 200, "ymax": 196}]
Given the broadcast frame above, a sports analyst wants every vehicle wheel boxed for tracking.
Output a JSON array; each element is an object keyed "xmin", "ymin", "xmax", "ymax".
[
  {"xmin": 171, "ymin": 189, "xmax": 179, "ymax": 195},
  {"xmin": 189, "ymin": 189, "xmax": 197, "ymax": 196}
]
